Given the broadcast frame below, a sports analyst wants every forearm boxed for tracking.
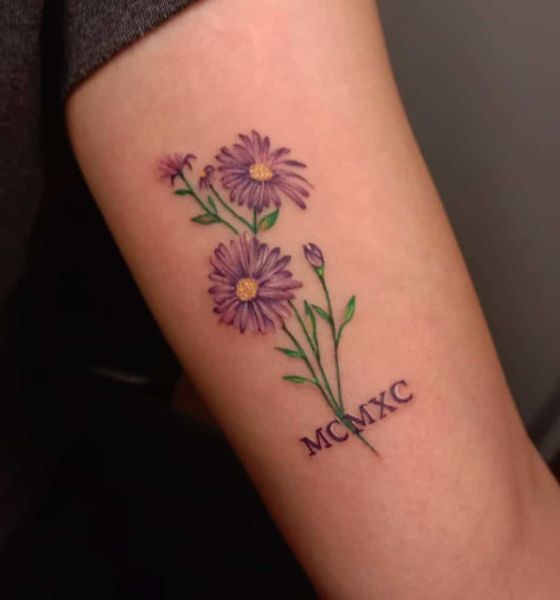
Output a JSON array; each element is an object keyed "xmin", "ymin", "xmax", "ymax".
[{"xmin": 66, "ymin": 0, "xmax": 560, "ymax": 597}]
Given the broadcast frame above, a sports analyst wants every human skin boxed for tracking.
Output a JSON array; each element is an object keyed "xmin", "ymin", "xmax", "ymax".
[{"xmin": 66, "ymin": 0, "xmax": 560, "ymax": 597}]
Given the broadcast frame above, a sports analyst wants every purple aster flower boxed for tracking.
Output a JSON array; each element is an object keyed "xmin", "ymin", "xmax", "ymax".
[
  {"xmin": 198, "ymin": 165, "xmax": 216, "ymax": 190},
  {"xmin": 215, "ymin": 130, "xmax": 312, "ymax": 213},
  {"xmin": 209, "ymin": 233, "xmax": 302, "ymax": 333},
  {"xmin": 158, "ymin": 153, "xmax": 196, "ymax": 184}
]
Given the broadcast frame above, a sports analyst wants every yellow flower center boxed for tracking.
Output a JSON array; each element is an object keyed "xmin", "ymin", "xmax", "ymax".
[
  {"xmin": 235, "ymin": 277, "xmax": 259, "ymax": 302},
  {"xmin": 249, "ymin": 163, "xmax": 273, "ymax": 182},
  {"xmin": 200, "ymin": 169, "xmax": 207, "ymax": 179}
]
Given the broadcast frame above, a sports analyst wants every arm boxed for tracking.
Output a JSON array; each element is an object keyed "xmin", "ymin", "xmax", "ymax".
[{"xmin": 66, "ymin": 1, "xmax": 560, "ymax": 597}]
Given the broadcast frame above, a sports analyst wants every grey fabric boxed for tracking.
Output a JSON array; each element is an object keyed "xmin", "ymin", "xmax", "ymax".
[{"xmin": 63, "ymin": 0, "xmax": 197, "ymax": 97}]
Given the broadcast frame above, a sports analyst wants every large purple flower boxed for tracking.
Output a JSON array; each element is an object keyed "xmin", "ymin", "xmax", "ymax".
[
  {"xmin": 209, "ymin": 233, "xmax": 302, "ymax": 333},
  {"xmin": 216, "ymin": 130, "xmax": 312, "ymax": 213}
]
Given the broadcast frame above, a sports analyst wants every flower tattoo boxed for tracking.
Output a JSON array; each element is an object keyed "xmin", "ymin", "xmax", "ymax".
[
  {"xmin": 158, "ymin": 153, "xmax": 196, "ymax": 184},
  {"xmin": 216, "ymin": 130, "xmax": 312, "ymax": 213},
  {"xmin": 209, "ymin": 233, "xmax": 302, "ymax": 333},
  {"xmin": 159, "ymin": 130, "xmax": 381, "ymax": 456}
]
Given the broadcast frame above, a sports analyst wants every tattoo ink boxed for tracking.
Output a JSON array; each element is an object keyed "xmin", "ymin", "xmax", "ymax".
[
  {"xmin": 300, "ymin": 379, "xmax": 415, "ymax": 456},
  {"xmin": 159, "ymin": 131, "xmax": 414, "ymax": 457}
]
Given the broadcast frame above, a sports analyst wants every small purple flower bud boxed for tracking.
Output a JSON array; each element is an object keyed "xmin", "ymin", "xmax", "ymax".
[
  {"xmin": 303, "ymin": 243, "xmax": 325, "ymax": 274},
  {"xmin": 198, "ymin": 165, "xmax": 216, "ymax": 190}
]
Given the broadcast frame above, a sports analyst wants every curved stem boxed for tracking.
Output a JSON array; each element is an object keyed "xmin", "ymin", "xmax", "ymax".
[
  {"xmin": 210, "ymin": 185, "xmax": 256, "ymax": 233},
  {"xmin": 288, "ymin": 300, "xmax": 340, "ymax": 412}
]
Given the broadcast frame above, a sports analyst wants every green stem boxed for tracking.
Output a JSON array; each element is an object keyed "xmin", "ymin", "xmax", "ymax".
[
  {"xmin": 319, "ymin": 274, "xmax": 344, "ymax": 412},
  {"xmin": 288, "ymin": 300, "xmax": 340, "ymax": 413},
  {"xmin": 283, "ymin": 323, "xmax": 377, "ymax": 455},
  {"xmin": 315, "ymin": 277, "xmax": 376, "ymax": 454},
  {"xmin": 210, "ymin": 185, "xmax": 256, "ymax": 233},
  {"xmin": 285, "ymin": 309, "xmax": 378, "ymax": 456},
  {"xmin": 281, "ymin": 325, "xmax": 332, "ymax": 409},
  {"xmin": 253, "ymin": 208, "xmax": 258, "ymax": 233},
  {"xmin": 216, "ymin": 218, "xmax": 239, "ymax": 235},
  {"xmin": 178, "ymin": 175, "xmax": 239, "ymax": 234},
  {"xmin": 338, "ymin": 415, "xmax": 379, "ymax": 455},
  {"xmin": 179, "ymin": 174, "xmax": 208, "ymax": 212}
]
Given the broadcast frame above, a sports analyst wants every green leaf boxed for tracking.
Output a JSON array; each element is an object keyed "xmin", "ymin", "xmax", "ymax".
[
  {"xmin": 257, "ymin": 208, "xmax": 279, "ymax": 232},
  {"xmin": 304, "ymin": 300, "xmax": 314, "ymax": 321},
  {"xmin": 283, "ymin": 375, "xmax": 309, "ymax": 384},
  {"xmin": 207, "ymin": 196, "xmax": 217, "ymax": 213},
  {"xmin": 191, "ymin": 214, "xmax": 220, "ymax": 225},
  {"xmin": 174, "ymin": 189, "xmax": 190, "ymax": 196},
  {"xmin": 336, "ymin": 295, "xmax": 357, "ymax": 345},
  {"xmin": 342, "ymin": 295, "xmax": 356, "ymax": 325},
  {"xmin": 311, "ymin": 304, "xmax": 332, "ymax": 324},
  {"xmin": 275, "ymin": 347, "xmax": 304, "ymax": 359}
]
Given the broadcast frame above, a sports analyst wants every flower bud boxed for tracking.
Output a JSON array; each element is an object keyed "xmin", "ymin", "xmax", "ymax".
[{"xmin": 303, "ymin": 243, "xmax": 325, "ymax": 275}]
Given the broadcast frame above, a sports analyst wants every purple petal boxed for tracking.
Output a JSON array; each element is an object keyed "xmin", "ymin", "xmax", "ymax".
[
  {"xmin": 238, "ymin": 133, "xmax": 257, "ymax": 157},
  {"xmin": 255, "ymin": 246, "xmax": 281, "ymax": 278},
  {"xmin": 257, "ymin": 300, "xmax": 285, "ymax": 327},
  {"xmin": 267, "ymin": 185, "xmax": 282, "ymax": 208},
  {"xmin": 236, "ymin": 302, "xmax": 251, "ymax": 333},
  {"xmin": 280, "ymin": 159, "xmax": 307, "ymax": 168},
  {"xmin": 275, "ymin": 182, "xmax": 308, "ymax": 209},
  {"xmin": 246, "ymin": 303, "xmax": 260, "ymax": 333},
  {"xmin": 275, "ymin": 170, "xmax": 312, "ymax": 186},
  {"xmin": 209, "ymin": 284, "xmax": 236, "ymax": 304},
  {"xmin": 251, "ymin": 301, "xmax": 270, "ymax": 333},
  {"xmin": 231, "ymin": 143, "xmax": 254, "ymax": 164},
  {"xmin": 217, "ymin": 298, "xmax": 240, "ymax": 325},
  {"xmin": 269, "ymin": 147, "xmax": 291, "ymax": 164},
  {"xmin": 260, "ymin": 135, "xmax": 271, "ymax": 162},
  {"xmin": 250, "ymin": 131, "xmax": 263, "ymax": 159}
]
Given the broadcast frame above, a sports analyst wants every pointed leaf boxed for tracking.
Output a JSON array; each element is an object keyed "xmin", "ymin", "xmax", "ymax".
[
  {"xmin": 304, "ymin": 300, "xmax": 313, "ymax": 319},
  {"xmin": 311, "ymin": 304, "xmax": 332, "ymax": 324},
  {"xmin": 275, "ymin": 347, "xmax": 304, "ymax": 359},
  {"xmin": 257, "ymin": 208, "xmax": 279, "ymax": 232},
  {"xmin": 336, "ymin": 295, "xmax": 357, "ymax": 345},
  {"xmin": 342, "ymin": 295, "xmax": 356, "ymax": 325},
  {"xmin": 191, "ymin": 214, "xmax": 220, "ymax": 225},
  {"xmin": 207, "ymin": 196, "xmax": 217, "ymax": 213},
  {"xmin": 174, "ymin": 189, "xmax": 190, "ymax": 196},
  {"xmin": 283, "ymin": 375, "xmax": 308, "ymax": 384}
]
